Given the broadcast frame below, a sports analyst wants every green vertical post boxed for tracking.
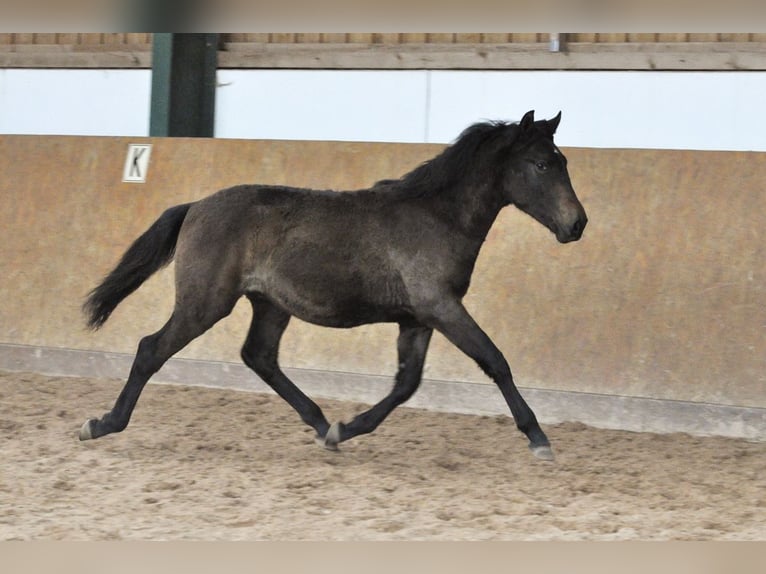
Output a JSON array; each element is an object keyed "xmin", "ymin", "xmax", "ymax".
[
  {"xmin": 150, "ymin": 33, "xmax": 218, "ymax": 137},
  {"xmin": 149, "ymin": 33, "xmax": 173, "ymax": 136}
]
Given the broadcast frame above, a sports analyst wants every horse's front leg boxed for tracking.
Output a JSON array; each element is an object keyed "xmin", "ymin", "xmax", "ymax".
[
  {"xmin": 321, "ymin": 321, "xmax": 433, "ymax": 449},
  {"xmin": 420, "ymin": 300, "xmax": 554, "ymax": 461}
]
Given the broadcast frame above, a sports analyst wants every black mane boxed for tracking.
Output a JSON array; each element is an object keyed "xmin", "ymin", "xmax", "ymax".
[{"xmin": 392, "ymin": 120, "xmax": 521, "ymax": 196}]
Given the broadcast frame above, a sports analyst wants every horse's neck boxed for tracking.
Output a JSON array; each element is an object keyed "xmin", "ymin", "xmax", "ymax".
[{"xmin": 432, "ymin": 181, "xmax": 505, "ymax": 243}]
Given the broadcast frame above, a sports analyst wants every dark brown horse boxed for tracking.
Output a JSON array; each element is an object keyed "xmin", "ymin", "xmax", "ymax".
[{"xmin": 80, "ymin": 110, "xmax": 587, "ymax": 461}]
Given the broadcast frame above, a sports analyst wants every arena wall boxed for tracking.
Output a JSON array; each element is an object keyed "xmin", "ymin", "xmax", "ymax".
[{"xmin": 1, "ymin": 135, "xmax": 763, "ymax": 439}]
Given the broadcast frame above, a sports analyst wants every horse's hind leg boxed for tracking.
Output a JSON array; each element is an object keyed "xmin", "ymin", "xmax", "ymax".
[
  {"xmin": 241, "ymin": 295, "xmax": 332, "ymax": 443},
  {"xmin": 321, "ymin": 322, "xmax": 433, "ymax": 449},
  {"xmin": 79, "ymin": 300, "xmax": 236, "ymax": 441}
]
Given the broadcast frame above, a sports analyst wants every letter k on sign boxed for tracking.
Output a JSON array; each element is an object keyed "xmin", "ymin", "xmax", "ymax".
[{"xmin": 123, "ymin": 144, "xmax": 153, "ymax": 183}]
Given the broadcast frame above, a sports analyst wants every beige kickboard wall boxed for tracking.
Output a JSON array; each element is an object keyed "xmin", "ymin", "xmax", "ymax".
[{"xmin": 0, "ymin": 135, "xmax": 763, "ymax": 409}]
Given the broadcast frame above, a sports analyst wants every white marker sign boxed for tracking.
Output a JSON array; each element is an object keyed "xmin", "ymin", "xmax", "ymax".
[{"xmin": 122, "ymin": 144, "xmax": 152, "ymax": 183}]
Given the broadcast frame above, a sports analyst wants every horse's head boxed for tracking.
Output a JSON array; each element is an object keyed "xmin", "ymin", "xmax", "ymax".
[{"xmin": 503, "ymin": 110, "xmax": 587, "ymax": 243}]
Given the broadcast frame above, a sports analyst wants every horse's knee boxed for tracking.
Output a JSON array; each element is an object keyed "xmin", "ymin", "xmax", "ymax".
[
  {"xmin": 241, "ymin": 346, "xmax": 277, "ymax": 379},
  {"xmin": 240, "ymin": 346, "xmax": 260, "ymax": 371},
  {"xmin": 391, "ymin": 378, "xmax": 419, "ymax": 405},
  {"xmin": 382, "ymin": 362, "xmax": 422, "ymax": 411}
]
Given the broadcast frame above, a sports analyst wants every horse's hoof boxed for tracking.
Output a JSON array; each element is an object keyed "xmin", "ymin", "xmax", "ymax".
[
  {"xmin": 315, "ymin": 422, "xmax": 343, "ymax": 451},
  {"xmin": 79, "ymin": 419, "xmax": 95, "ymax": 441},
  {"xmin": 326, "ymin": 422, "xmax": 343, "ymax": 445},
  {"xmin": 314, "ymin": 423, "xmax": 342, "ymax": 451},
  {"xmin": 530, "ymin": 444, "xmax": 555, "ymax": 461},
  {"xmin": 314, "ymin": 434, "xmax": 338, "ymax": 451}
]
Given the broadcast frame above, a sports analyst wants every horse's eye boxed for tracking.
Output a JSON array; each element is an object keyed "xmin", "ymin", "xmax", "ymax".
[{"xmin": 535, "ymin": 161, "xmax": 548, "ymax": 172}]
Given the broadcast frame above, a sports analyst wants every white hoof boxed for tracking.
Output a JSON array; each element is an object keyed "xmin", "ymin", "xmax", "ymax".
[
  {"xmin": 314, "ymin": 435, "xmax": 337, "ymax": 451},
  {"xmin": 315, "ymin": 422, "xmax": 342, "ymax": 451},
  {"xmin": 530, "ymin": 444, "xmax": 555, "ymax": 461},
  {"xmin": 79, "ymin": 419, "xmax": 94, "ymax": 441},
  {"xmin": 314, "ymin": 423, "xmax": 340, "ymax": 451},
  {"xmin": 326, "ymin": 422, "xmax": 342, "ymax": 445}
]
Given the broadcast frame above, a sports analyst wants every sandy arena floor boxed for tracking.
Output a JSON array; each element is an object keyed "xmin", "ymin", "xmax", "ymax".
[{"xmin": 0, "ymin": 370, "xmax": 763, "ymax": 540}]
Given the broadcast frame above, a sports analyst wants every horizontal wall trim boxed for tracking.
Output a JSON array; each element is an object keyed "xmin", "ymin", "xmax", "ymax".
[
  {"xmin": 0, "ymin": 42, "xmax": 764, "ymax": 70},
  {"xmin": 1, "ymin": 343, "xmax": 763, "ymax": 441},
  {"xmin": 0, "ymin": 45, "xmax": 152, "ymax": 68},
  {"xmin": 218, "ymin": 42, "xmax": 766, "ymax": 71}
]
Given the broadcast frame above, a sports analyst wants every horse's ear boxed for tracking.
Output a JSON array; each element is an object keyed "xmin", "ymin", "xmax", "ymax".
[
  {"xmin": 546, "ymin": 111, "xmax": 562, "ymax": 135},
  {"xmin": 520, "ymin": 110, "xmax": 535, "ymax": 131}
]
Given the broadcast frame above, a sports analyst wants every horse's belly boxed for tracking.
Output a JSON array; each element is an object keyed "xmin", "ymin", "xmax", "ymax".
[{"xmin": 246, "ymin": 269, "xmax": 409, "ymax": 328}]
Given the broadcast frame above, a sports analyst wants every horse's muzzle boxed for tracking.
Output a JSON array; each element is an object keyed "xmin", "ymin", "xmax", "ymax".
[
  {"xmin": 555, "ymin": 212, "xmax": 588, "ymax": 243},
  {"xmin": 563, "ymin": 214, "xmax": 587, "ymax": 243}
]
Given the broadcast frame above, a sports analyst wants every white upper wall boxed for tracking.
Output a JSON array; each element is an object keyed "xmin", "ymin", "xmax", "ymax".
[
  {"xmin": 425, "ymin": 71, "xmax": 766, "ymax": 151},
  {"xmin": 0, "ymin": 69, "xmax": 152, "ymax": 138},
  {"xmin": 214, "ymin": 70, "xmax": 430, "ymax": 143},
  {"xmin": 1, "ymin": 68, "xmax": 765, "ymax": 151}
]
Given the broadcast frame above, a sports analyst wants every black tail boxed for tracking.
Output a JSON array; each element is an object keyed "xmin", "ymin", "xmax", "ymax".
[{"xmin": 83, "ymin": 202, "xmax": 193, "ymax": 330}]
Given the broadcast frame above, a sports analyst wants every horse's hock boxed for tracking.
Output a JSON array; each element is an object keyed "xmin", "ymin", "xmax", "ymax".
[{"xmin": 1, "ymin": 135, "xmax": 764, "ymax": 440}]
